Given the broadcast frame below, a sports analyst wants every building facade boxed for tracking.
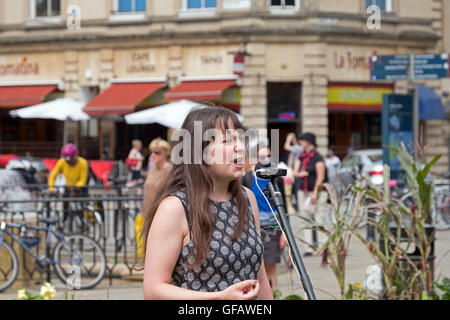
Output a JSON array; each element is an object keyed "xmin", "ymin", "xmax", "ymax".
[{"xmin": 0, "ymin": 0, "xmax": 449, "ymax": 172}]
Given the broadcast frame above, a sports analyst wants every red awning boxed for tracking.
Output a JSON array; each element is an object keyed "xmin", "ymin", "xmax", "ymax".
[
  {"xmin": 83, "ymin": 82, "xmax": 165, "ymax": 116},
  {"xmin": 165, "ymin": 79, "xmax": 236, "ymax": 102},
  {"xmin": 0, "ymin": 85, "xmax": 57, "ymax": 108}
]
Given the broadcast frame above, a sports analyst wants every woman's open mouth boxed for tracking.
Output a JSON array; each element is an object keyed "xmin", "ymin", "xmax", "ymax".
[{"xmin": 233, "ymin": 158, "xmax": 244, "ymax": 169}]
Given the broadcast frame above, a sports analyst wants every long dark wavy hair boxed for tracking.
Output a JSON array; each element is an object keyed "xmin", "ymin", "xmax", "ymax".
[{"xmin": 138, "ymin": 106, "xmax": 250, "ymax": 269}]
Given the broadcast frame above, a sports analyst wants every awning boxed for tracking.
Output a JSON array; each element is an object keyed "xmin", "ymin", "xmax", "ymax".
[
  {"xmin": 418, "ymin": 86, "xmax": 445, "ymax": 120},
  {"xmin": 165, "ymin": 79, "xmax": 236, "ymax": 102},
  {"xmin": 0, "ymin": 85, "xmax": 57, "ymax": 108},
  {"xmin": 83, "ymin": 82, "xmax": 165, "ymax": 116}
]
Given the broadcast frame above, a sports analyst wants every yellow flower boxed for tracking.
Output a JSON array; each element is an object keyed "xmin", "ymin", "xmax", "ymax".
[
  {"xmin": 40, "ymin": 282, "xmax": 56, "ymax": 300},
  {"xmin": 17, "ymin": 289, "xmax": 28, "ymax": 300},
  {"xmin": 354, "ymin": 282, "xmax": 362, "ymax": 291}
]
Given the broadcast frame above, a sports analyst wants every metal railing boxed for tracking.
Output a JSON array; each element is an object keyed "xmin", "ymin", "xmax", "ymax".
[{"xmin": 0, "ymin": 184, "xmax": 145, "ymax": 286}]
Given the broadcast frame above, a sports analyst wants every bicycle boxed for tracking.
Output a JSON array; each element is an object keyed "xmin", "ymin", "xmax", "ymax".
[
  {"xmin": 0, "ymin": 215, "xmax": 107, "ymax": 292},
  {"xmin": 328, "ymin": 181, "xmax": 368, "ymax": 229},
  {"xmin": 396, "ymin": 176, "xmax": 450, "ymax": 231},
  {"xmin": 45, "ymin": 187, "xmax": 104, "ymax": 242}
]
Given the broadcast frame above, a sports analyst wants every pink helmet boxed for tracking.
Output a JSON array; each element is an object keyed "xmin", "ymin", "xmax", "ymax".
[{"xmin": 61, "ymin": 143, "xmax": 78, "ymax": 158}]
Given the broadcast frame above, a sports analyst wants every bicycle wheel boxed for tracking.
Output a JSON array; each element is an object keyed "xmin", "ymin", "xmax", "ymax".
[
  {"xmin": 53, "ymin": 234, "xmax": 106, "ymax": 290},
  {"xmin": 330, "ymin": 195, "xmax": 367, "ymax": 228},
  {"xmin": 434, "ymin": 194, "xmax": 450, "ymax": 231},
  {"xmin": 0, "ymin": 240, "xmax": 19, "ymax": 292}
]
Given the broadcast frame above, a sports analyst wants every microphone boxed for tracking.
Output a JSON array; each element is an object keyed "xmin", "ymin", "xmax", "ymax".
[{"xmin": 255, "ymin": 162, "xmax": 287, "ymax": 180}]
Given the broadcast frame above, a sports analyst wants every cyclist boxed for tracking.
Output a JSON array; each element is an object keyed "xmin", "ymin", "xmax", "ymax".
[
  {"xmin": 48, "ymin": 143, "xmax": 88, "ymax": 192},
  {"xmin": 48, "ymin": 143, "xmax": 89, "ymax": 226}
]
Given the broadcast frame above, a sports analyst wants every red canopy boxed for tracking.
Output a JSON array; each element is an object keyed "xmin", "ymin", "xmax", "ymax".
[
  {"xmin": 165, "ymin": 79, "xmax": 236, "ymax": 102},
  {"xmin": 0, "ymin": 85, "xmax": 57, "ymax": 108},
  {"xmin": 83, "ymin": 82, "xmax": 165, "ymax": 116}
]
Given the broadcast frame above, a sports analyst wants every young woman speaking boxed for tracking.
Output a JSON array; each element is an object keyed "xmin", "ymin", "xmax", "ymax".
[{"xmin": 140, "ymin": 106, "xmax": 273, "ymax": 300}]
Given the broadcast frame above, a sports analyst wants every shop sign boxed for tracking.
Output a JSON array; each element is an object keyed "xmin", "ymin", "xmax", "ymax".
[
  {"xmin": 327, "ymin": 84, "xmax": 393, "ymax": 111},
  {"xmin": 233, "ymin": 53, "xmax": 245, "ymax": 77},
  {"xmin": 126, "ymin": 51, "xmax": 156, "ymax": 74},
  {"xmin": 200, "ymin": 56, "xmax": 223, "ymax": 65},
  {"xmin": 334, "ymin": 51, "xmax": 372, "ymax": 71},
  {"xmin": 0, "ymin": 57, "xmax": 39, "ymax": 77}
]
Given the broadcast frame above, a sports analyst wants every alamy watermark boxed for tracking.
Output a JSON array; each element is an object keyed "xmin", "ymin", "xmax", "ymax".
[
  {"xmin": 169, "ymin": 122, "xmax": 280, "ymax": 166},
  {"xmin": 66, "ymin": 265, "xmax": 81, "ymax": 290},
  {"xmin": 366, "ymin": 5, "xmax": 382, "ymax": 30}
]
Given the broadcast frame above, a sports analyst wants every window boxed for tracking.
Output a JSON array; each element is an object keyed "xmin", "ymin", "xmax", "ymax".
[
  {"xmin": 270, "ymin": 0, "xmax": 298, "ymax": 9},
  {"xmin": 110, "ymin": 0, "xmax": 146, "ymax": 21},
  {"xmin": 187, "ymin": 0, "xmax": 217, "ymax": 9},
  {"xmin": 30, "ymin": 0, "xmax": 60, "ymax": 18},
  {"xmin": 118, "ymin": 0, "xmax": 146, "ymax": 12},
  {"xmin": 365, "ymin": 0, "xmax": 393, "ymax": 12},
  {"xmin": 269, "ymin": 0, "xmax": 299, "ymax": 14}
]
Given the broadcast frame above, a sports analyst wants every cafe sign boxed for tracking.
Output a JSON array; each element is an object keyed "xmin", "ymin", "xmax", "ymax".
[{"xmin": 114, "ymin": 49, "xmax": 168, "ymax": 78}]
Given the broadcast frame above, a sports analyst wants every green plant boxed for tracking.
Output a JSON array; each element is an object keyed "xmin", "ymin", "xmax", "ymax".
[
  {"xmin": 298, "ymin": 181, "xmax": 367, "ymax": 299},
  {"xmin": 348, "ymin": 142, "xmax": 440, "ymax": 299},
  {"xmin": 282, "ymin": 294, "xmax": 304, "ymax": 300},
  {"xmin": 344, "ymin": 281, "xmax": 368, "ymax": 300},
  {"xmin": 273, "ymin": 288, "xmax": 304, "ymax": 300},
  {"xmin": 273, "ymin": 288, "xmax": 282, "ymax": 300},
  {"xmin": 430, "ymin": 277, "xmax": 450, "ymax": 300}
]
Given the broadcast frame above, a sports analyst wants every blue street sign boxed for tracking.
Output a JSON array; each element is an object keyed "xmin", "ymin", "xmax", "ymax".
[
  {"xmin": 371, "ymin": 55, "xmax": 409, "ymax": 81},
  {"xmin": 414, "ymin": 54, "xmax": 450, "ymax": 80},
  {"xmin": 382, "ymin": 94, "xmax": 414, "ymax": 179},
  {"xmin": 371, "ymin": 53, "xmax": 450, "ymax": 81}
]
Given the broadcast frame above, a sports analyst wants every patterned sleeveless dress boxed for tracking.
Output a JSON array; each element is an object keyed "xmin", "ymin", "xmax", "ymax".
[{"xmin": 171, "ymin": 188, "xmax": 264, "ymax": 292}]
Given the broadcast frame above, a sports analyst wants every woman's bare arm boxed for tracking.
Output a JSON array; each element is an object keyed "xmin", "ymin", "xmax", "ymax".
[
  {"xmin": 314, "ymin": 161, "xmax": 326, "ymax": 193},
  {"xmin": 143, "ymin": 196, "xmax": 259, "ymax": 300}
]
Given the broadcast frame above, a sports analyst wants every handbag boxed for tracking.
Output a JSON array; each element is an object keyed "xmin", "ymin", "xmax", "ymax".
[{"xmin": 125, "ymin": 158, "xmax": 138, "ymax": 167}]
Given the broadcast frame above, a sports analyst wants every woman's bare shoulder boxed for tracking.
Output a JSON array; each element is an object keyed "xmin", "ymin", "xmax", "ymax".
[
  {"xmin": 150, "ymin": 195, "xmax": 188, "ymax": 237},
  {"xmin": 156, "ymin": 195, "xmax": 185, "ymax": 217}
]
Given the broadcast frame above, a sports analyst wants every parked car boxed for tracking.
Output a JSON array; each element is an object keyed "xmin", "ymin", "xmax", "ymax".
[{"xmin": 338, "ymin": 149, "xmax": 384, "ymax": 188}]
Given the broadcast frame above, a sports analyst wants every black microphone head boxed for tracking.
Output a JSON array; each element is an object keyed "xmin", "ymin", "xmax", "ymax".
[{"xmin": 255, "ymin": 161, "xmax": 273, "ymax": 171}]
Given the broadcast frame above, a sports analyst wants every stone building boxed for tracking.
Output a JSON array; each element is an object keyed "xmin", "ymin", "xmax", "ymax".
[{"xmin": 0, "ymin": 0, "xmax": 449, "ymax": 173}]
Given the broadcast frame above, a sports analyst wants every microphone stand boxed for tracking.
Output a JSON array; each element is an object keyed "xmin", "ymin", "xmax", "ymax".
[{"xmin": 264, "ymin": 178, "xmax": 317, "ymax": 300}]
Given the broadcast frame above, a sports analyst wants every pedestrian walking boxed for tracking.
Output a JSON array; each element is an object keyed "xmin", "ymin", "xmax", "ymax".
[
  {"xmin": 293, "ymin": 132, "xmax": 330, "ymax": 257},
  {"xmin": 125, "ymin": 139, "xmax": 144, "ymax": 186},
  {"xmin": 284, "ymin": 132, "xmax": 303, "ymax": 211}
]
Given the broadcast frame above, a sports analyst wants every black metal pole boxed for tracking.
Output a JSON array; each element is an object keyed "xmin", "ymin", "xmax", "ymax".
[{"xmin": 265, "ymin": 180, "xmax": 317, "ymax": 300}]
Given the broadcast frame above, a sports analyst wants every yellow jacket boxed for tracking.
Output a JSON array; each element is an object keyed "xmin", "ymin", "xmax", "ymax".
[{"xmin": 48, "ymin": 157, "xmax": 88, "ymax": 191}]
